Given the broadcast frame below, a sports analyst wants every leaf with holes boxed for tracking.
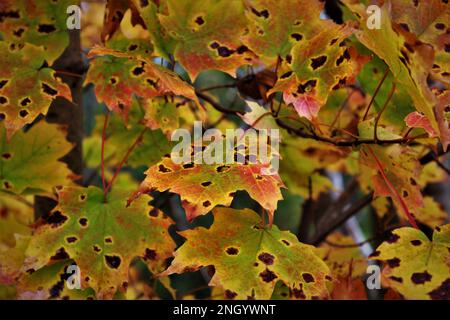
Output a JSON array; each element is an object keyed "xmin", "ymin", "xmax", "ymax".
[
  {"xmin": 0, "ymin": 42, "xmax": 72, "ymax": 140},
  {"xmin": 369, "ymin": 224, "xmax": 450, "ymax": 300},
  {"xmin": 0, "ymin": 0, "xmax": 72, "ymax": 63},
  {"xmin": 132, "ymin": 146, "xmax": 284, "ymax": 222},
  {"xmin": 158, "ymin": 0, "xmax": 256, "ymax": 79},
  {"xmin": 0, "ymin": 122, "xmax": 73, "ymax": 196},
  {"xmin": 389, "ymin": 0, "xmax": 450, "ymax": 85},
  {"xmin": 18, "ymin": 260, "xmax": 96, "ymax": 300},
  {"xmin": 86, "ymin": 46, "xmax": 198, "ymax": 121},
  {"xmin": 24, "ymin": 186, "xmax": 175, "ymax": 299},
  {"xmin": 270, "ymin": 24, "xmax": 368, "ymax": 121},
  {"xmin": 161, "ymin": 207, "xmax": 331, "ymax": 299},
  {"xmin": 242, "ymin": 0, "xmax": 336, "ymax": 64}
]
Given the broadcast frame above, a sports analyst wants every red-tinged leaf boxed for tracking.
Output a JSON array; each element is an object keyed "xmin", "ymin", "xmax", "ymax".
[
  {"xmin": 86, "ymin": 46, "xmax": 198, "ymax": 121},
  {"xmin": 270, "ymin": 24, "xmax": 368, "ymax": 121},
  {"xmin": 361, "ymin": 145, "xmax": 420, "ymax": 229},
  {"xmin": 389, "ymin": 0, "xmax": 450, "ymax": 84},
  {"xmin": 132, "ymin": 151, "xmax": 284, "ymax": 222},
  {"xmin": 0, "ymin": 42, "xmax": 71, "ymax": 140},
  {"xmin": 405, "ymin": 112, "xmax": 437, "ymax": 136},
  {"xmin": 283, "ymin": 92, "xmax": 320, "ymax": 121}
]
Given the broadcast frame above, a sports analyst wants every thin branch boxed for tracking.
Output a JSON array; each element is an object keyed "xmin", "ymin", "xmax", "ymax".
[
  {"xmin": 101, "ymin": 112, "xmax": 109, "ymax": 200},
  {"xmin": 197, "ymin": 83, "xmax": 236, "ymax": 92},
  {"xmin": 374, "ymin": 83, "xmax": 396, "ymax": 142},
  {"xmin": 105, "ymin": 128, "xmax": 148, "ymax": 194},
  {"xmin": 362, "ymin": 69, "xmax": 389, "ymax": 120},
  {"xmin": 312, "ymin": 193, "xmax": 374, "ymax": 245},
  {"xmin": 195, "ymin": 90, "xmax": 243, "ymax": 115},
  {"xmin": 330, "ymin": 89, "xmax": 357, "ymax": 131},
  {"xmin": 324, "ymin": 237, "xmax": 377, "ymax": 248},
  {"xmin": 54, "ymin": 70, "xmax": 84, "ymax": 78},
  {"xmin": 433, "ymin": 157, "xmax": 450, "ymax": 175}
]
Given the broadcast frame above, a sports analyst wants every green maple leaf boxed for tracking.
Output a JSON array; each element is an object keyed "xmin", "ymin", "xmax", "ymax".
[
  {"xmin": 162, "ymin": 207, "xmax": 331, "ymax": 299},
  {"xmin": 0, "ymin": 42, "xmax": 72, "ymax": 140},
  {"xmin": 0, "ymin": 121, "xmax": 73, "ymax": 196},
  {"xmin": 24, "ymin": 186, "xmax": 175, "ymax": 299}
]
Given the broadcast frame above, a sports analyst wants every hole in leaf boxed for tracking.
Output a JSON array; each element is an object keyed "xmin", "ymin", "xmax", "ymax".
[{"xmin": 105, "ymin": 255, "xmax": 121, "ymax": 269}]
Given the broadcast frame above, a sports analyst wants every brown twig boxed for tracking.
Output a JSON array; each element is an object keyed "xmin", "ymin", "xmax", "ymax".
[{"xmin": 362, "ymin": 69, "xmax": 389, "ymax": 120}]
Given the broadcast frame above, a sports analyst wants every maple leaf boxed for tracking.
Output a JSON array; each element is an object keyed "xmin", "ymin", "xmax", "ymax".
[
  {"xmin": 389, "ymin": 0, "xmax": 450, "ymax": 84},
  {"xmin": 359, "ymin": 145, "xmax": 423, "ymax": 225},
  {"xmin": 370, "ymin": 224, "xmax": 450, "ymax": 300},
  {"xmin": 0, "ymin": 122, "xmax": 74, "ymax": 197},
  {"xmin": 86, "ymin": 46, "xmax": 198, "ymax": 121},
  {"xmin": 132, "ymin": 147, "xmax": 284, "ymax": 222},
  {"xmin": 0, "ymin": 42, "xmax": 72, "ymax": 140},
  {"xmin": 24, "ymin": 186, "xmax": 175, "ymax": 299},
  {"xmin": 240, "ymin": 101, "xmax": 277, "ymax": 130},
  {"xmin": 270, "ymin": 24, "xmax": 367, "ymax": 121},
  {"xmin": 242, "ymin": 0, "xmax": 337, "ymax": 64},
  {"xmin": 158, "ymin": 0, "xmax": 256, "ymax": 79},
  {"xmin": 161, "ymin": 207, "xmax": 331, "ymax": 299},
  {"xmin": 0, "ymin": 0, "xmax": 72, "ymax": 64}
]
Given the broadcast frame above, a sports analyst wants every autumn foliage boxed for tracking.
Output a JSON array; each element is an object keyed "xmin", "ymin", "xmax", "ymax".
[{"xmin": 0, "ymin": 0, "xmax": 449, "ymax": 300}]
